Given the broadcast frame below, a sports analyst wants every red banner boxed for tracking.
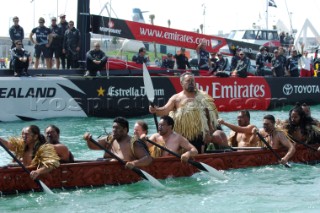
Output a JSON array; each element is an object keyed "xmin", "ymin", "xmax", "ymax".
[{"xmin": 91, "ymin": 15, "xmax": 227, "ymax": 52}]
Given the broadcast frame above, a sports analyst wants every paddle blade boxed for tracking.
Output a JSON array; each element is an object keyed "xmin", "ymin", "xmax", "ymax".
[
  {"xmin": 142, "ymin": 63, "xmax": 155, "ymax": 103},
  {"xmin": 140, "ymin": 169, "xmax": 165, "ymax": 188},
  {"xmin": 199, "ymin": 162, "xmax": 228, "ymax": 180},
  {"xmin": 39, "ymin": 180, "xmax": 54, "ymax": 194}
]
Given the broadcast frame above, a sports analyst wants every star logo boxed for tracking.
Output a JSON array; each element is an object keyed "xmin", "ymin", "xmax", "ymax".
[{"xmin": 97, "ymin": 86, "xmax": 105, "ymax": 97}]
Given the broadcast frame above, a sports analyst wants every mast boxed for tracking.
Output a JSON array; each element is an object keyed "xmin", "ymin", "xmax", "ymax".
[
  {"xmin": 265, "ymin": 0, "xmax": 269, "ymax": 30},
  {"xmin": 77, "ymin": 0, "xmax": 90, "ymax": 64}
]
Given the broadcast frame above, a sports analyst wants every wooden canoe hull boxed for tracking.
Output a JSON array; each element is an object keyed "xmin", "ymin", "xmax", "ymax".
[{"xmin": 1, "ymin": 145, "xmax": 319, "ymax": 195}]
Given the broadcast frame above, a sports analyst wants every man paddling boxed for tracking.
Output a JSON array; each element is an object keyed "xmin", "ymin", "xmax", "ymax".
[
  {"xmin": 83, "ymin": 117, "xmax": 153, "ymax": 169},
  {"xmin": 279, "ymin": 103, "xmax": 320, "ymax": 144},
  {"xmin": 0, "ymin": 125, "xmax": 60, "ymax": 180},
  {"xmin": 147, "ymin": 116, "xmax": 198, "ymax": 161},
  {"xmin": 218, "ymin": 110, "xmax": 261, "ymax": 147},
  {"xmin": 149, "ymin": 72, "xmax": 228, "ymax": 153},
  {"xmin": 45, "ymin": 125, "xmax": 74, "ymax": 163},
  {"xmin": 257, "ymin": 115, "xmax": 296, "ymax": 165}
]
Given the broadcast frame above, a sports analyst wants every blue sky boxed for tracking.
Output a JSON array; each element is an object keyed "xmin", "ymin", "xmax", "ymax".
[{"xmin": 1, "ymin": 0, "xmax": 320, "ymax": 37}]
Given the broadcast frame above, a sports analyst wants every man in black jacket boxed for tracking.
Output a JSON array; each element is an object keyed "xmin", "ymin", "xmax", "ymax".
[
  {"xmin": 63, "ymin": 20, "xmax": 80, "ymax": 69},
  {"xmin": 11, "ymin": 40, "xmax": 30, "ymax": 77},
  {"xmin": 9, "ymin": 16, "xmax": 24, "ymax": 48},
  {"xmin": 85, "ymin": 42, "xmax": 108, "ymax": 77},
  {"xmin": 174, "ymin": 48, "xmax": 191, "ymax": 70}
]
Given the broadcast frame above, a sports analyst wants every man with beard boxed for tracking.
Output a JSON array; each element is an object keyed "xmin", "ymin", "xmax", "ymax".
[
  {"xmin": 0, "ymin": 125, "xmax": 60, "ymax": 180},
  {"xmin": 280, "ymin": 104, "xmax": 320, "ymax": 144},
  {"xmin": 257, "ymin": 114, "xmax": 295, "ymax": 165},
  {"xmin": 83, "ymin": 117, "xmax": 153, "ymax": 169},
  {"xmin": 149, "ymin": 72, "xmax": 228, "ymax": 153},
  {"xmin": 148, "ymin": 116, "xmax": 198, "ymax": 160},
  {"xmin": 45, "ymin": 125, "xmax": 74, "ymax": 163},
  {"xmin": 218, "ymin": 110, "xmax": 260, "ymax": 147}
]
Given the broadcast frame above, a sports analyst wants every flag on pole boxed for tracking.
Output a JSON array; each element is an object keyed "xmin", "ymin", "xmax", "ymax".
[{"xmin": 268, "ymin": 0, "xmax": 277, "ymax": 7}]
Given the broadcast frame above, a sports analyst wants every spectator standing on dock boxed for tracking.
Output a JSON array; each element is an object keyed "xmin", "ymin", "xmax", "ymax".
[
  {"xmin": 174, "ymin": 47, "xmax": 191, "ymax": 70},
  {"xmin": 271, "ymin": 49, "xmax": 286, "ymax": 77},
  {"xmin": 29, "ymin": 17, "xmax": 52, "ymax": 69},
  {"xmin": 286, "ymin": 48, "xmax": 302, "ymax": 77},
  {"xmin": 58, "ymin": 14, "xmax": 68, "ymax": 69},
  {"xmin": 300, "ymin": 44, "xmax": 314, "ymax": 77},
  {"xmin": 11, "ymin": 40, "xmax": 30, "ymax": 77},
  {"xmin": 84, "ymin": 42, "xmax": 108, "ymax": 77},
  {"xmin": 256, "ymin": 46, "xmax": 267, "ymax": 76},
  {"xmin": 196, "ymin": 41, "xmax": 211, "ymax": 71},
  {"xmin": 230, "ymin": 48, "xmax": 241, "ymax": 71},
  {"xmin": 49, "ymin": 17, "xmax": 63, "ymax": 69},
  {"xmin": 279, "ymin": 32, "xmax": 285, "ymax": 47},
  {"xmin": 132, "ymin": 47, "xmax": 149, "ymax": 65},
  {"xmin": 63, "ymin": 20, "xmax": 81, "ymax": 69},
  {"xmin": 9, "ymin": 16, "xmax": 24, "ymax": 49}
]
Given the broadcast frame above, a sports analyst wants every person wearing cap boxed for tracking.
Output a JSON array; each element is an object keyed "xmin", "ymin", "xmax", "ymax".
[
  {"xmin": 58, "ymin": 14, "xmax": 68, "ymax": 69},
  {"xmin": 161, "ymin": 53, "xmax": 174, "ymax": 69},
  {"xmin": 285, "ymin": 46, "xmax": 302, "ymax": 77},
  {"xmin": 49, "ymin": 17, "xmax": 63, "ymax": 69},
  {"xmin": 29, "ymin": 17, "xmax": 52, "ymax": 69},
  {"xmin": 9, "ymin": 16, "xmax": 24, "ymax": 49},
  {"xmin": 255, "ymin": 46, "xmax": 267, "ymax": 76},
  {"xmin": 174, "ymin": 48, "xmax": 191, "ymax": 70},
  {"xmin": 10, "ymin": 40, "xmax": 30, "ymax": 77},
  {"xmin": 63, "ymin": 20, "xmax": 81, "ymax": 69},
  {"xmin": 271, "ymin": 49, "xmax": 286, "ymax": 77}
]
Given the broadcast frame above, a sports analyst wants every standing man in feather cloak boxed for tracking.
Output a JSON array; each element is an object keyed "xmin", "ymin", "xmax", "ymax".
[{"xmin": 149, "ymin": 72, "xmax": 228, "ymax": 153}]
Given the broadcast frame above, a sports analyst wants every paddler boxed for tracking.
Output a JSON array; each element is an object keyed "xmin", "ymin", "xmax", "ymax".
[
  {"xmin": 256, "ymin": 114, "xmax": 296, "ymax": 165},
  {"xmin": 83, "ymin": 117, "xmax": 153, "ymax": 169},
  {"xmin": 147, "ymin": 115, "xmax": 198, "ymax": 161},
  {"xmin": 149, "ymin": 72, "xmax": 228, "ymax": 153},
  {"xmin": 0, "ymin": 125, "xmax": 60, "ymax": 180}
]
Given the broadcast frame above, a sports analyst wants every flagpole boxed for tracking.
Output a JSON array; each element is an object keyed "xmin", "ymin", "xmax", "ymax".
[{"xmin": 265, "ymin": 0, "xmax": 268, "ymax": 30}]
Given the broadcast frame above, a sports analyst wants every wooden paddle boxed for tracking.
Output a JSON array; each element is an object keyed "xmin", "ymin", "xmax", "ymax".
[
  {"xmin": 256, "ymin": 132, "xmax": 291, "ymax": 168},
  {"xmin": 287, "ymin": 135, "xmax": 318, "ymax": 152},
  {"xmin": 88, "ymin": 137, "xmax": 164, "ymax": 188},
  {"xmin": 0, "ymin": 141, "xmax": 54, "ymax": 194},
  {"xmin": 143, "ymin": 138, "xmax": 228, "ymax": 180},
  {"xmin": 142, "ymin": 63, "xmax": 158, "ymax": 130}
]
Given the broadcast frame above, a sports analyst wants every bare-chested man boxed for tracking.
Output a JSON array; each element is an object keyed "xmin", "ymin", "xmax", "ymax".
[
  {"xmin": 83, "ymin": 117, "xmax": 152, "ymax": 169},
  {"xmin": 45, "ymin": 125, "xmax": 74, "ymax": 163},
  {"xmin": 218, "ymin": 110, "xmax": 260, "ymax": 147},
  {"xmin": 258, "ymin": 114, "xmax": 296, "ymax": 165},
  {"xmin": 282, "ymin": 104, "xmax": 320, "ymax": 144},
  {"xmin": 149, "ymin": 72, "xmax": 228, "ymax": 153},
  {"xmin": 148, "ymin": 116, "xmax": 198, "ymax": 162}
]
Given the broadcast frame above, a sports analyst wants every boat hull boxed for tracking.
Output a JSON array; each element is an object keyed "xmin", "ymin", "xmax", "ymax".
[
  {"xmin": 1, "ymin": 145, "xmax": 319, "ymax": 195},
  {"xmin": 0, "ymin": 74, "xmax": 319, "ymax": 122}
]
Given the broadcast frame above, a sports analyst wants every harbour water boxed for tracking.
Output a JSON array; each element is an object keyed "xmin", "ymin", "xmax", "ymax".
[{"xmin": 1, "ymin": 106, "xmax": 320, "ymax": 213}]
